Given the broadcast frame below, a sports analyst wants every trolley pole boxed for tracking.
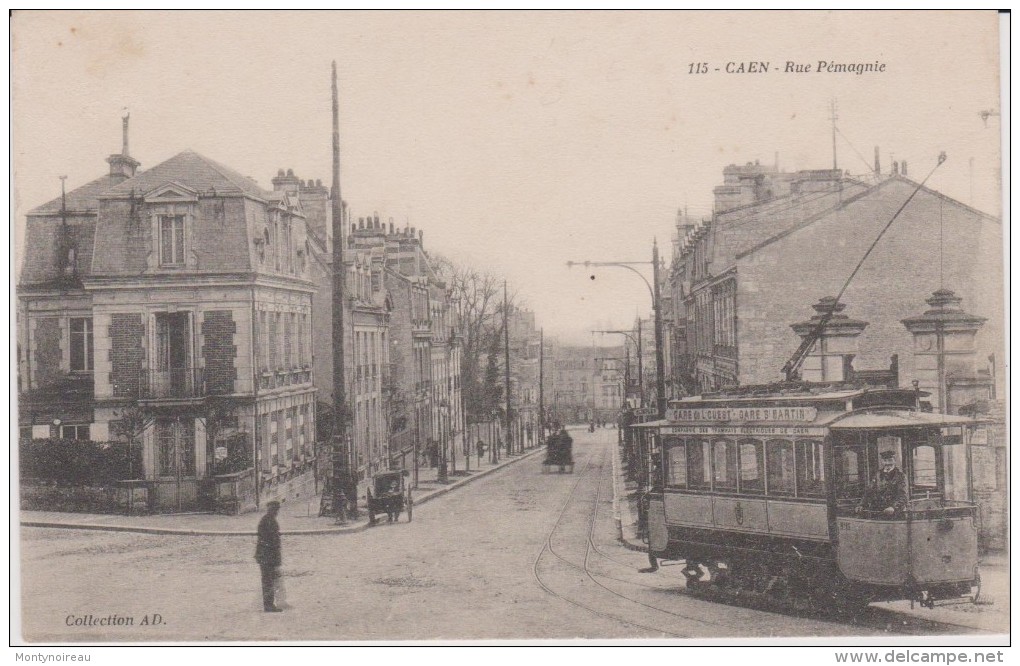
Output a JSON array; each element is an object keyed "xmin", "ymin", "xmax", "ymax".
[{"xmin": 539, "ymin": 328, "xmax": 544, "ymax": 441}]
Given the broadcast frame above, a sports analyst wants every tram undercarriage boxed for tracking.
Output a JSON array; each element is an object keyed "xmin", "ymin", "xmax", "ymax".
[{"xmin": 651, "ymin": 527, "xmax": 979, "ymax": 611}]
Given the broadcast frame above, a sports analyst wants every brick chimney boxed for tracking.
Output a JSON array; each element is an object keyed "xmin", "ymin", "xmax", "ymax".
[{"xmin": 106, "ymin": 113, "xmax": 140, "ymax": 184}]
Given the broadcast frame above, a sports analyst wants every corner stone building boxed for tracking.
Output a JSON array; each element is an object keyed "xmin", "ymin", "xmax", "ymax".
[
  {"xmin": 669, "ymin": 164, "xmax": 1003, "ymax": 394},
  {"xmin": 19, "ymin": 144, "xmax": 317, "ymax": 512}
]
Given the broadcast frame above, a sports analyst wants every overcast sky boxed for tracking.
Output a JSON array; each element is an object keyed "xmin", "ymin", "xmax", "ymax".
[{"xmin": 12, "ymin": 11, "xmax": 1003, "ymax": 344}]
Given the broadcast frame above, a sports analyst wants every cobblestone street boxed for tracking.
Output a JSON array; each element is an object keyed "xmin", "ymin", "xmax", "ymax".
[{"xmin": 19, "ymin": 429, "xmax": 1008, "ymax": 643}]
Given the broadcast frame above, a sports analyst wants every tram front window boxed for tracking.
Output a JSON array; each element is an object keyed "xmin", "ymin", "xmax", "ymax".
[{"xmin": 911, "ymin": 443, "xmax": 938, "ymax": 491}]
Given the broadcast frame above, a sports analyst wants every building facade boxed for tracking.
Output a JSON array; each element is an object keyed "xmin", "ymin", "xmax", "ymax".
[
  {"xmin": 544, "ymin": 341, "xmax": 624, "ymax": 424},
  {"xmin": 20, "ymin": 136, "xmax": 318, "ymax": 512}
]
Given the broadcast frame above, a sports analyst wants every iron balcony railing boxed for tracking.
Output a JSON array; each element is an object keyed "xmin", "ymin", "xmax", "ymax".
[{"xmin": 139, "ymin": 367, "xmax": 256, "ymax": 400}]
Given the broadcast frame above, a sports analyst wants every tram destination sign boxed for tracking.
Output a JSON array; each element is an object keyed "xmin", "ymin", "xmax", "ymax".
[{"xmin": 666, "ymin": 406, "xmax": 818, "ymax": 423}]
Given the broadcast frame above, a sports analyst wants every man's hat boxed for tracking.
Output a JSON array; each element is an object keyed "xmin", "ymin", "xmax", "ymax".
[
  {"xmin": 267, "ymin": 500, "xmax": 281, "ymax": 508},
  {"xmin": 880, "ymin": 450, "xmax": 896, "ymax": 460}
]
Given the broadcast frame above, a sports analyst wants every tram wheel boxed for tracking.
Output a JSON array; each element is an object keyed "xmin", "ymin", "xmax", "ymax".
[
  {"xmin": 681, "ymin": 560, "xmax": 705, "ymax": 586},
  {"xmin": 707, "ymin": 562, "xmax": 730, "ymax": 588}
]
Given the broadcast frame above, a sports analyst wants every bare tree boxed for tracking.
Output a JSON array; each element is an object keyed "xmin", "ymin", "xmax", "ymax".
[
  {"xmin": 109, "ymin": 405, "xmax": 154, "ymax": 480},
  {"xmin": 431, "ymin": 255, "xmax": 522, "ymax": 420}
]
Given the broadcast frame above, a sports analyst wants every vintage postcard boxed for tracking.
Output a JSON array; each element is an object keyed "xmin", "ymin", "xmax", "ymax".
[{"xmin": 11, "ymin": 10, "xmax": 1007, "ymax": 648}]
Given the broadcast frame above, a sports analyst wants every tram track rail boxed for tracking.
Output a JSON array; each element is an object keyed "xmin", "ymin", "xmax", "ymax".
[
  {"xmin": 532, "ymin": 435, "xmax": 989, "ymax": 639},
  {"xmin": 531, "ymin": 441, "xmax": 687, "ymax": 638}
]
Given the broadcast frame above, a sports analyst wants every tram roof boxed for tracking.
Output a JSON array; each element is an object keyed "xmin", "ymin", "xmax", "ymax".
[
  {"xmin": 633, "ymin": 407, "xmax": 980, "ymax": 430},
  {"xmin": 671, "ymin": 387, "xmax": 903, "ymax": 404},
  {"xmin": 829, "ymin": 410, "xmax": 981, "ymax": 429}
]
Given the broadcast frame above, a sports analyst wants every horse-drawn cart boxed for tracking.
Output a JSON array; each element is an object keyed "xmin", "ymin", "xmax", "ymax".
[{"xmin": 367, "ymin": 470, "xmax": 413, "ymax": 524}]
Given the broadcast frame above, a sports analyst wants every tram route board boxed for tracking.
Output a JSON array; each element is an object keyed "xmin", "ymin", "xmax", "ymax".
[{"xmin": 659, "ymin": 425, "xmax": 828, "ymax": 437}]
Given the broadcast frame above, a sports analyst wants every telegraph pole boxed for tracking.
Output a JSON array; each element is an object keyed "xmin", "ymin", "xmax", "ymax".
[
  {"xmin": 652, "ymin": 239, "xmax": 666, "ymax": 418},
  {"xmin": 538, "ymin": 328, "xmax": 544, "ymax": 441},
  {"xmin": 829, "ymin": 98, "xmax": 839, "ymax": 171},
  {"xmin": 329, "ymin": 61, "xmax": 354, "ymax": 517},
  {"xmin": 636, "ymin": 319, "xmax": 644, "ymax": 407},
  {"xmin": 503, "ymin": 280, "xmax": 513, "ymax": 456}
]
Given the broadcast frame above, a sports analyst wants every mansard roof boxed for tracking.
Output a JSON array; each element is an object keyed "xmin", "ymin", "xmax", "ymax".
[
  {"xmin": 102, "ymin": 150, "xmax": 271, "ymax": 200},
  {"xmin": 27, "ymin": 174, "xmax": 122, "ymax": 215}
]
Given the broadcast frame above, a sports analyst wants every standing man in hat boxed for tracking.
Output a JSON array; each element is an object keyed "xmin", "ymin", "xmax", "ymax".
[
  {"xmin": 255, "ymin": 500, "xmax": 283, "ymax": 612},
  {"xmin": 862, "ymin": 450, "xmax": 908, "ymax": 515}
]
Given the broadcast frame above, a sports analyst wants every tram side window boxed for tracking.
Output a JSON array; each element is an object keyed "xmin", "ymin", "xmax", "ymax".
[
  {"xmin": 687, "ymin": 439, "xmax": 712, "ymax": 489},
  {"xmin": 766, "ymin": 439, "xmax": 795, "ymax": 495},
  {"xmin": 834, "ymin": 444, "xmax": 867, "ymax": 499},
  {"xmin": 713, "ymin": 439, "xmax": 737, "ymax": 491},
  {"xmin": 796, "ymin": 440, "xmax": 827, "ymax": 497},
  {"xmin": 738, "ymin": 438, "xmax": 764, "ymax": 494},
  {"xmin": 911, "ymin": 443, "xmax": 939, "ymax": 494},
  {"xmin": 666, "ymin": 438, "xmax": 687, "ymax": 488}
]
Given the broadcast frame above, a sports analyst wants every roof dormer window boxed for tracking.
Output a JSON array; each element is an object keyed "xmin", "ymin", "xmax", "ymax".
[{"xmin": 159, "ymin": 214, "xmax": 186, "ymax": 267}]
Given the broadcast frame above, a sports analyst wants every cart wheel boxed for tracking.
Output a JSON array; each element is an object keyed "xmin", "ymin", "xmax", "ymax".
[{"xmin": 407, "ymin": 496, "xmax": 414, "ymax": 522}]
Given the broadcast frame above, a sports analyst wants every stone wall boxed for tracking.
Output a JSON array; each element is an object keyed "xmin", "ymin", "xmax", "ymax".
[{"xmin": 736, "ymin": 180, "xmax": 1003, "ymax": 387}]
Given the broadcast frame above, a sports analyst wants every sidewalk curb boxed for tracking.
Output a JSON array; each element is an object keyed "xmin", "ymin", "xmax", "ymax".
[
  {"xmin": 20, "ymin": 447, "xmax": 545, "ymax": 537},
  {"xmin": 610, "ymin": 441, "xmax": 650, "ymax": 554},
  {"xmin": 412, "ymin": 447, "xmax": 545, "ymax": 507}
]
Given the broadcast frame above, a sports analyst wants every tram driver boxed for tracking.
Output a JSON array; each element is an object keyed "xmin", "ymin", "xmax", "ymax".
[{"xmin": 860, "ymin": 450, "xmax": 909, "ymax": 515}]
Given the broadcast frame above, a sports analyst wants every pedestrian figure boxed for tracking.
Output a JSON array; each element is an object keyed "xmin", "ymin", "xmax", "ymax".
[
  {"xmin": 386, "ymin": 479, "xmax": 401, "ymax": 523},
  {"xmin": 476, "ymin": 439, "xmax": 486, "ymax": 463},
  {"xmin": 255, "ymin": 500, "xmax": 283, "ymax": 612}
]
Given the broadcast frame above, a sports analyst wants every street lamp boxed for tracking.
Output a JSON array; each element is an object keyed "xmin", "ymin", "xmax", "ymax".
[
  {"xmin": 490, "ymin": 408, "xmax": 499, "ymax": 463},
  {"xmin": 594, "ymin": 328, "xmax": 644, "ymax": 407},
  {"xmin": 567, "ymin": 243, "xmax": 666, "ymax": 418}
]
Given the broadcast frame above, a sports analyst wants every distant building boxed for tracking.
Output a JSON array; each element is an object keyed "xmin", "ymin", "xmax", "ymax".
[
  {"xmin": 508, "ymin": 308, "xmax": 541, "ymax": 449},
  {"xmin": 544, "ymin": 341, "xmax": 623, "ymax": 424}
]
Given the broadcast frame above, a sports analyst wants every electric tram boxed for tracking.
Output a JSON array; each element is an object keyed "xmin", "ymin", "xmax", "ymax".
[{"xmin": 638, "ymin": 384, "xmax": 982, "ymax": 609}]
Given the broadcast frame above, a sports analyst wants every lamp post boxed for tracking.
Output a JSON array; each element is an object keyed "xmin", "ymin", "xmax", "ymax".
[
  {"xmin": 490, "ymin": 408, "xmax": 499, "ymax": 463},
  {"xmin": 568, "ymin": 248, "xmax": 666, "ymax": 418},
  {"xmin": 594, "ymin": 329, "xmax": 642, "ymax": 407},
  {"xmin": 438, "ymin": 399, "xmax": 450, "ymax": 483}
]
